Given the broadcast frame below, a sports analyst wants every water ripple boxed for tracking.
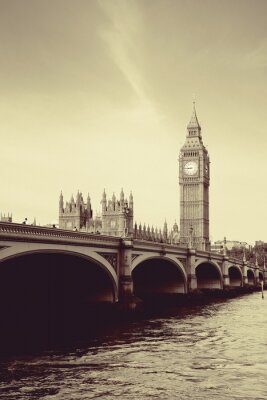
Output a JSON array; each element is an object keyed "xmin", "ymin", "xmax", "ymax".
[{"xmin": 1, "ymin": 293, "xmax": 267, "ymax": 399}]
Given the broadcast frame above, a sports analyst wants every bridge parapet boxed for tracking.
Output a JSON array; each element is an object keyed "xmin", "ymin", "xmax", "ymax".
[
  {"xmin": 196, "ymin": 250, "xmax": 224, "ymax": 262},
  {"xmin": 0, "ymin": 222, "xmax": 120, "ymax": 246},
  {"xmin": 132, "ymin": 238, "xmax": 187, "ymax": 252},
  {"xmin": 228, "ymin": 257, "xmax": 243, "ymax": 265}
]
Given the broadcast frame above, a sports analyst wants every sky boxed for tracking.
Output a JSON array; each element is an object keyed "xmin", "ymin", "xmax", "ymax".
[{"xmin": 0, "ymin": 0, "xmax": 266, "ymax": 244}]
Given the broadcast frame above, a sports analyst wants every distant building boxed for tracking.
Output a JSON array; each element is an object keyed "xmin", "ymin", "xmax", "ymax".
[
  {"xmin": 255, "ymin": 240, "xmax": 265, "ymax": 247},
  {"xmin": 101, "ymin": 189, "xmax": 133, "ymax": 237},
  {"xmin": 211, "ymin": 239, "xmax": 249, "ymax": 254},
  {"xmin": 59, "ymin": 191, "xmax": 95, "ymax": 231},
  {"xmin": 169, "ymin": 221, "xmax": 180, "ymax": 244},
  {"xmin": 59, "ymin": 189, "xmax": 180, "ymax": 241},
  {"xmin": 59, "ymin": 189, "xmax": 133, "ymax": 237},
  {"xmin": 1, "ymin": 213, "xmax": 12, "ymax": 223},
  {"xmin": 211, "ymin": 242, "xmax": 224, "ymax": 254}
]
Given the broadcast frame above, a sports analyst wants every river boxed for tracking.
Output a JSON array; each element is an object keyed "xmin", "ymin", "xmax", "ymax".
[{"xmin": 0, "ymin": 292, "xmax": 266, "ymax": 399}]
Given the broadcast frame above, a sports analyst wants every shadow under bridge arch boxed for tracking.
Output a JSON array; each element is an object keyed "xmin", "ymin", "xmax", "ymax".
[
  {"xmin": 195, "ymin": 260, "xmax": 223, "ymax": 290},
  {"xmin": 0, "ymin": 250, "xmax": 118, "ymax": 353},
  {"xmin": 132, "ymin": 255, "xmax": 187, "ymax": 299},
  {"xmin": 228, "ymin": 265, "xmax": 243, "ymax": 287},
  {"xmin": 247, "ymin": 269, "xmax": 255, "ymax": 285},
  {"xmin": 0, "ymin": 249, "xmax": 118, "ymax": 302}
]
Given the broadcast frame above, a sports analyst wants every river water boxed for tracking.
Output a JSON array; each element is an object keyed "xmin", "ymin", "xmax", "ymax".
[{"xmin": 0, "ymin": 292, "xmax": 266, "ymax": 400}]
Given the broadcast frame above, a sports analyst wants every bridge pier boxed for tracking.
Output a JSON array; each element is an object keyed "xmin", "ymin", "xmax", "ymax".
[
  {"xmin": 222, "ymin": 257, "xmax": 230, "ymax": 287},
  {"xmin": 187, "ymin": 248, "xmax": 197, "ymax": 291},
  {"xmin": 223, "ymin": 274, "xmax": 230, "ymax": 286},
  {"xmin": 243, "ymin": 277, "xmax": 248, "ymax": 285},
  {"xmin": 242, "ymin": 262, "xmax": 248, "ymax": 285},
  {"xmin": 118, "ymin": 238, "xmax": 139, "ymax": 310},
  {"xmin": 255, "ymin": 266, "xmax": 260, "ymax": 286}
]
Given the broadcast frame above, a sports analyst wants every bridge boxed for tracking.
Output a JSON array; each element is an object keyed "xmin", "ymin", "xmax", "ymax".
[{"xmin": 0, "ymin": 222, "xmax": 265, "ymax": 308}]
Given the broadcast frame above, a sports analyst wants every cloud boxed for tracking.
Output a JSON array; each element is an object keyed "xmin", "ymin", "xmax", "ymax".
[{"xmin": 97, "ymin": 0, "xmax": 147, "ymax": 101}]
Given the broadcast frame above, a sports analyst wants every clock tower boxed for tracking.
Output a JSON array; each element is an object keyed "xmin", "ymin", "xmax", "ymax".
[{"xmin": 179, "ymin": 103, "xmax": 210, "ymax": 250}]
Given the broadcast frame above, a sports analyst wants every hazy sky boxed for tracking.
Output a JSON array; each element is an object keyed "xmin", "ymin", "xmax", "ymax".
[{"xmin": 0, "ymin": 0, "xmax": 266, "ymax": 244}]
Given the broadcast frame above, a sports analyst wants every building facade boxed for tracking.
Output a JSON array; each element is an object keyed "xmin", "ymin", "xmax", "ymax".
[
  {"xmin": 179, "ymin": 103, "xmax": 210, "ymax": 250},
  {"xmin": 59, "ymin": 191, "xmax": 95, "ymax": 231},
  {"xmin": 0, "ymin": 213, "xmax": 12, "ymax": 223},
  {"xmin": 59, "ymin": 189, "xmax": 134, "ymax": 237},
  {"xmin": 211, "ymin": 240, "xmax": 249, "ymax": 253},
  {"xmin": 101, "ymin": 189, "xmax": 134, "ymax": 237}
]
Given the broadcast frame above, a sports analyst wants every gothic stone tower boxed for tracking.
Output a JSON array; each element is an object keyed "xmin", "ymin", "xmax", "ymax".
[
  {"xmin": 59, "ymin": 191, "xmax": 93, "ymax": 230},
  {"xmin": 101, "ymin": 189, "xmax": 134, "ymax": 237},
  {"xmin": 179, "ymin": 104, "xmax": 210, "ymax": 250}
]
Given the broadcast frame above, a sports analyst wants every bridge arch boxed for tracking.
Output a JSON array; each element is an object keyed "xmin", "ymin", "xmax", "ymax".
[
  {"xmin": 228, "ymin": 265, "xmax": 243, "ymax": 287},
  {"xmin": 132, "ymin": 254, "xmax": 187, "ymax": 297},
  {"xmin": 247, "ymin": 269, "xmax": 255, "ymax": 285},
  {"xmin": 0, "ymin": 244, "xmax": 118, "ymax": 300},
  {"xmin": 0, "ymin": 246, "xmax": 120, "ymax": 353},
  {"xmin": 194, "ymin": 260, "xmax": 223, "ymax": 290}
]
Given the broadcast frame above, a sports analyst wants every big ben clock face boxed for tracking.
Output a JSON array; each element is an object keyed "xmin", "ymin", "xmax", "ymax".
[{"xmin": 184, "ymin": 161, "xmax": 198, "ymax": 176}]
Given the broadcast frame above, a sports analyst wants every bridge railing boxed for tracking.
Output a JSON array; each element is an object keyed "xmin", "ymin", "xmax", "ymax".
[{"xmin": 0, "ymin": 222, "xmax": 120, "ymax": 244}]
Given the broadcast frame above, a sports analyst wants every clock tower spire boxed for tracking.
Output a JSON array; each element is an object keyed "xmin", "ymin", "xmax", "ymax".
[
  {"xmin": 179, "ymin": 103, "xmax": 210, "ymax": 251},
  {"xmin": 187, "ymin": 101, "xmax": 201, "ymax": 137}
]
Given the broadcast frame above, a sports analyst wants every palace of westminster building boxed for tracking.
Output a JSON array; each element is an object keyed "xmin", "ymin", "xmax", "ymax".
[{"xmin": 58, "ymin": 104, "xmax": 210, "ymax": 251}]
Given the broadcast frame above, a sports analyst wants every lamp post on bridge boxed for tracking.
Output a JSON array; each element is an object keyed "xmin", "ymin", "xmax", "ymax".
[
  {"xmin": 123, "ymin": 206, "xmax": 130, "ymax": 238},
  {"xmin": 188, "ymin": 225, "xmax": 194, "ymax": 249},
  {"xmin": 223, "ymin": 237, "xmax": 227, "ymax": 256},
  {"xmin": 242, "ymin": 247, "xmax": 248, "ymax": 287}
]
